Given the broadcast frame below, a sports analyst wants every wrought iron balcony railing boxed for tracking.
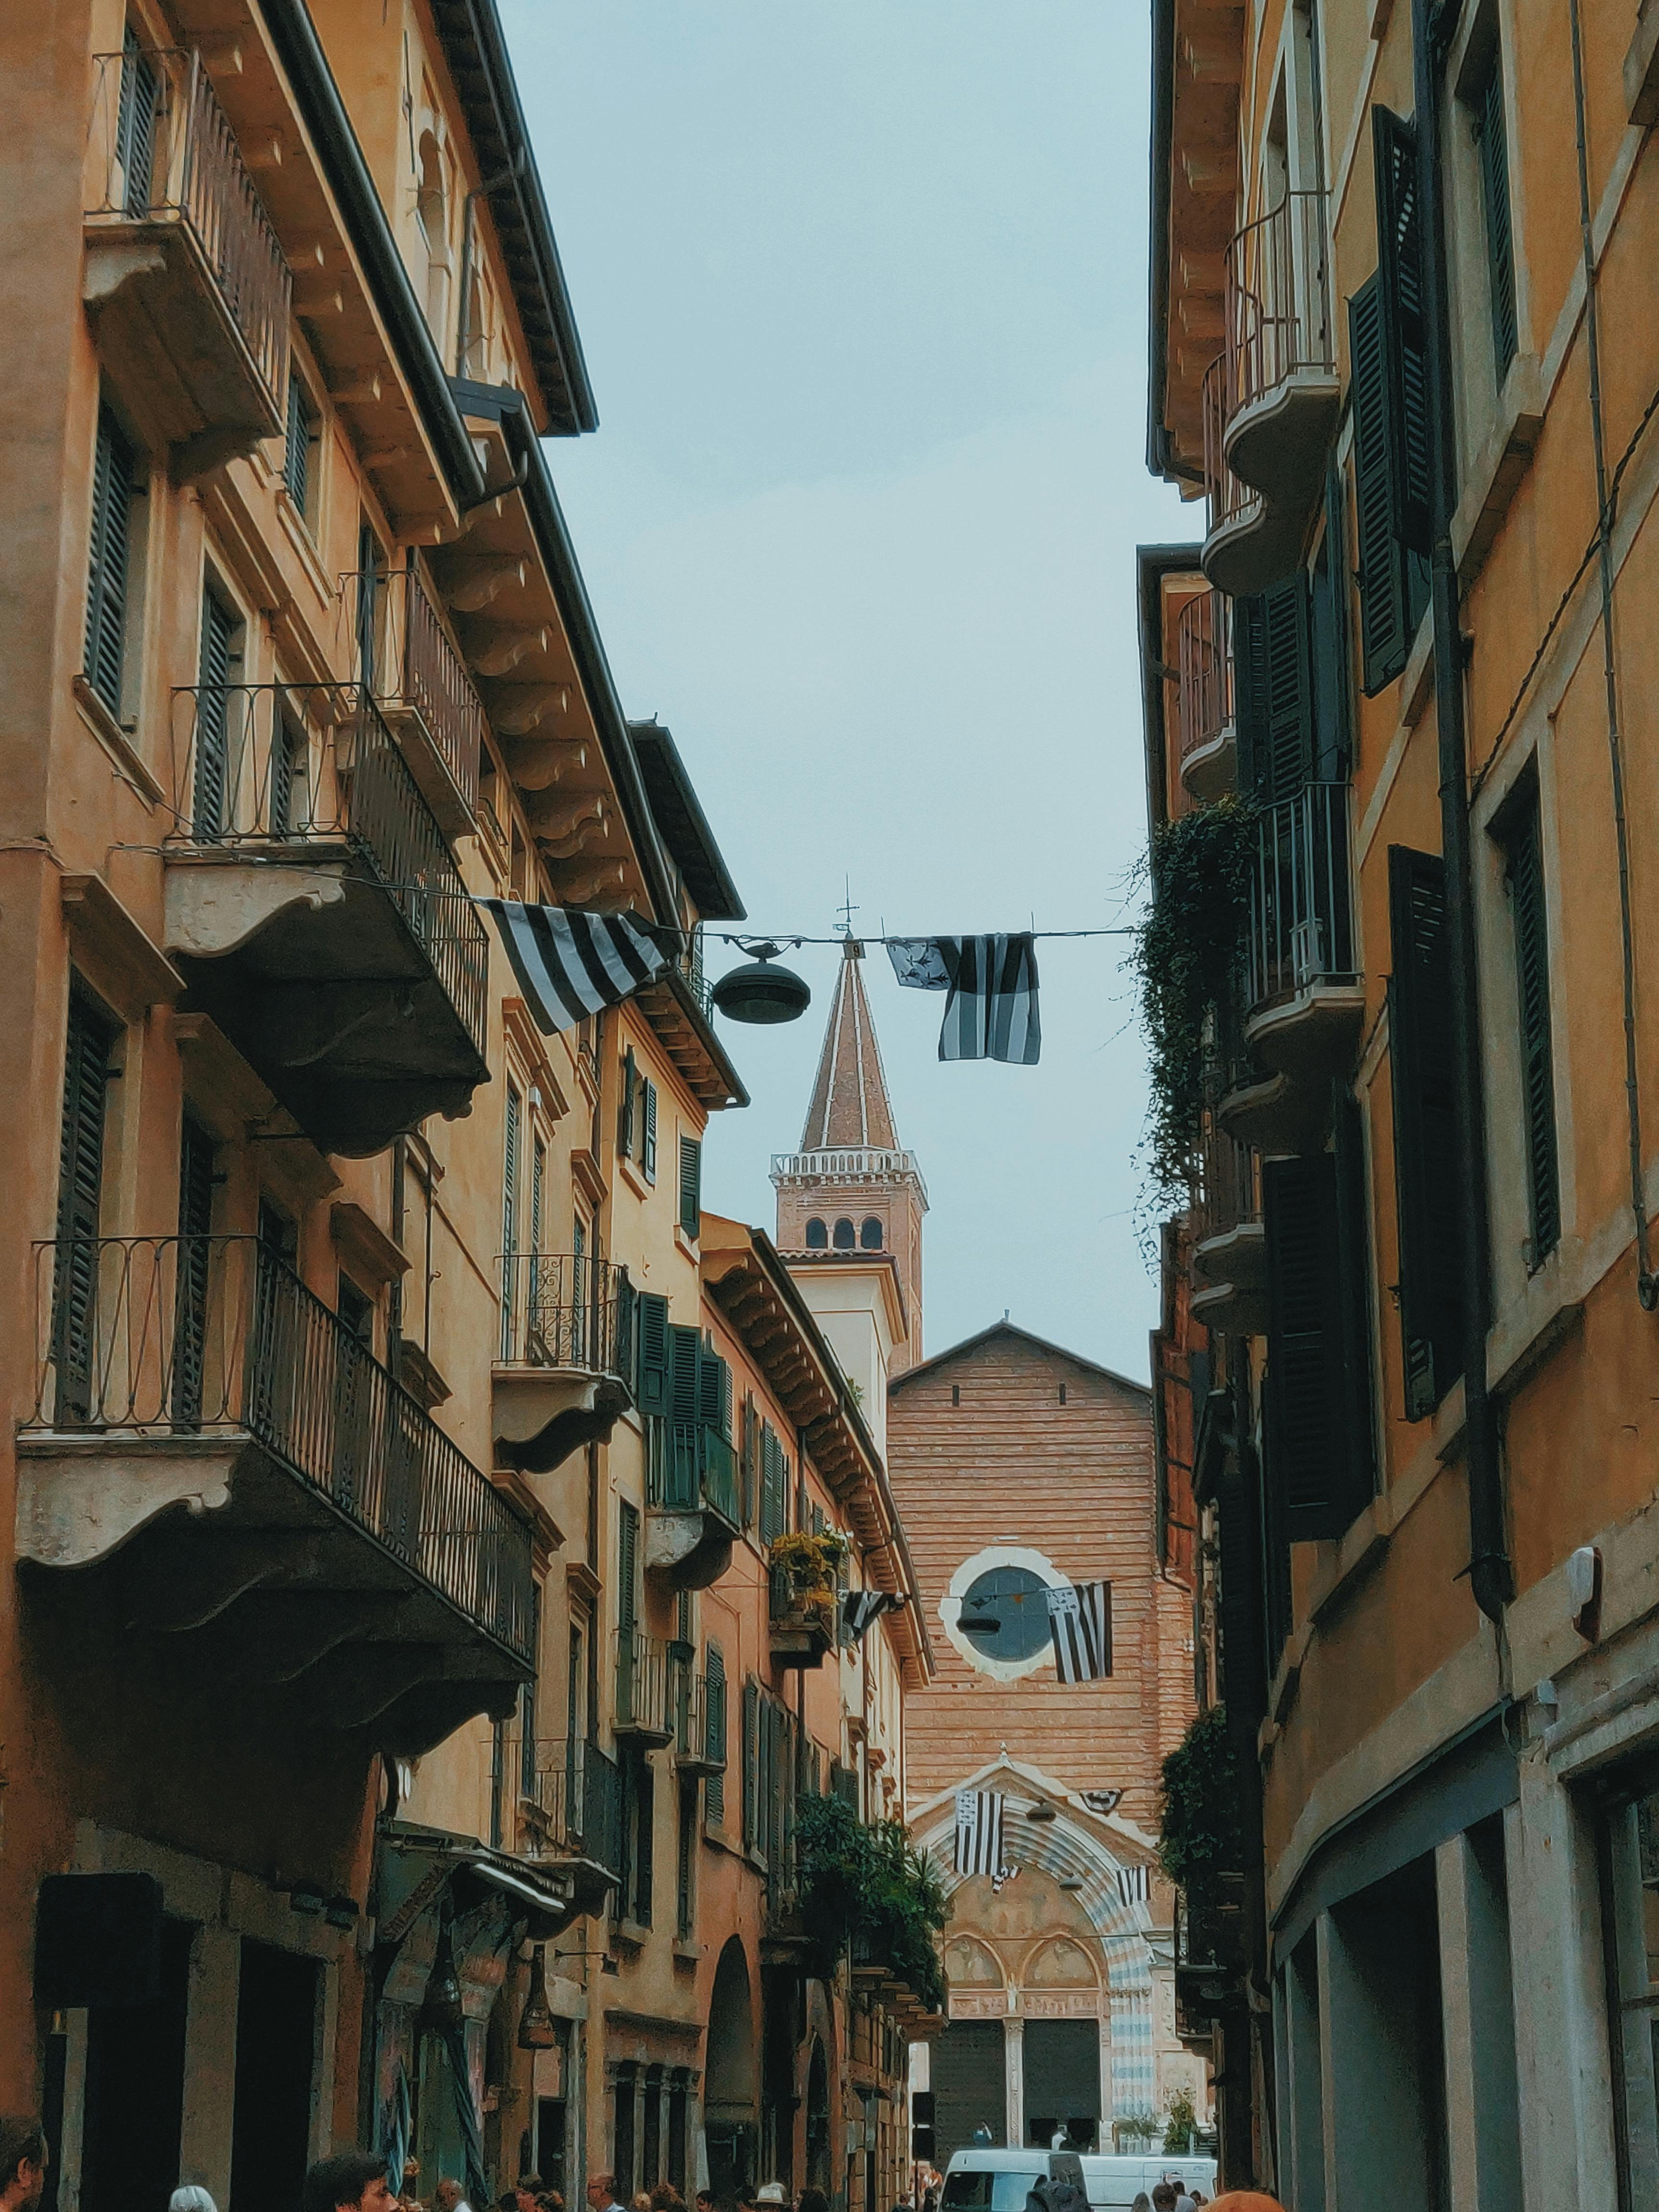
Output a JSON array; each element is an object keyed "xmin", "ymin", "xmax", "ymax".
[
  {"xmin": 497, "ymin": 1254, "xmax": 632, "ymax": 1378},
  {"xmin": 85, "ymin": 45, "xmax": 289, "ymax": 417},
  {"xmin": 1176, "ymin": 588, "xmax": 1233, "ymax": 772},
  {"xmin": 25, "ymin": 1234, "xmax": 534, "ymax": 1660},
  {"xmin": 1221, "ymin": 191, "xmax": 1335, "ymax": 432},
  {"xmin": 1245, "ymin": 781, "xmax": 1358, "ymax": 1016},
  {"xmin": 522, "ymin": 1736, "xmax": 624, "ymax": 1876},
  {"xmin": 672, "ymin": 1665, "xmax": 727, "ymax": 1770},
  {"xmin": 167, "ymin": 683, "xmax": 488, "ymax": 1058},
  {"xmin": 647, "ymin": 1418, "xmax": 741, "ymax": 1528},
  {"xmin": 1202, "ymin": 354, "xmax": 1255, "ymax": 544},
  {"xmin": 614, "ymin": 1628, "xmax": 676, "ymax": 1738},
  {"xmin": 347, "ymin": 567, "xmax": 484, "ymax": 820},
  {"xmin": 1194, "ymin": 1115, "xmax": 1258, "ymax": 1250}
]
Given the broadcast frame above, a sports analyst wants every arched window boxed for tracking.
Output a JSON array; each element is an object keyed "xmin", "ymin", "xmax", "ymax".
[
  {"xmin": 860, "ymin": 1216, "xmax": 883, "ymax": 1250},
  {"xmin": 416, "ymin": 132, "xmax": 449, "ymax": 338},
  {"xmin": 832, "ymin": 1218, "xmax": 855, "ymax": 1250},
  {"xmin": 805, "ymin": 1218, "xmax": 828, "ymax": 1250}
]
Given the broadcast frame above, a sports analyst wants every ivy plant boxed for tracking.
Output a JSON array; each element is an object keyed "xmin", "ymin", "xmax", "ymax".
[
  {"xmin": 794, "ymin": 1792, "xmax": 950, "ymax": 2011},
  {"xmin": 1130, "ymin": 795, "xmax": 1258, "ymax": 1207},
  {"xmin": 1156, "ymin": 1702, "xmax": 1244, "ymax": 1900}
]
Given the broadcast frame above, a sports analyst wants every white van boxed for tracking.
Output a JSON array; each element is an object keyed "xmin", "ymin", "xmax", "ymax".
[
  {"xmin": 1077, "ymin": 2152, "xmax": 1218, "ymax": 2209},
  {"xmin": 941, "ymin": 2146, "xmax": 1089, "ymax": 2212}
]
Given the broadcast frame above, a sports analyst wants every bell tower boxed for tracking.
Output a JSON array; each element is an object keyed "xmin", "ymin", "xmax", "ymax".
[{"xmin": 772, "ymin": 940, "xmax": 926, "ymax": 1388}]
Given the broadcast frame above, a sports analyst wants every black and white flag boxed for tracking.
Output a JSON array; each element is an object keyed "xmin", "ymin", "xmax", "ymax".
[
  {"xmin": 481, "ymin": 900, "xmax": 667, "ymax": 1034},
  {"xmin": 1081, "ymin": 1789, "xmax": 1123, "ymax": 1817},
  {"xmin": 841, "ymin": 1588, "xmax": 908, "ymax": 1641},
  {"xmin": 954, "ymin": 1790, "xmax": 1005, "ymax": 1877},
  {"xmin": 887, "ymin": 935, "xmax": 1041, "ymax": 1066},
  {"xmin": 1116, "ymin": 1863, "xmax": 1150, "ymax": 1911},
  {"xmin": 1046, "ymin": 1581, "xmax": 1113, "ymax": 1683}
]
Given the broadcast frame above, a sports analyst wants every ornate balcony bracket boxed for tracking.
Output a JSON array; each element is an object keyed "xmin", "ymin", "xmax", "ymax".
[
  {"xmin": 163, "ymin": 853, "xmax": 348, "ymax": 959},
  {"xmin": 492, "ymin": 1373, "xmax": 631, "ymax": 1474},
  {"xmin": 646, "ymin": 1508, "xmax": 736, "ymax": 1592},
  {"xmin": 15, "ymin": 1430, "xmax": 239, "ymax": 1569}
]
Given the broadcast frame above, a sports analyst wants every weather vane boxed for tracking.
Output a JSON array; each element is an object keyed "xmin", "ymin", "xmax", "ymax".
[{"xmin": 836, "ymin": 879, "xmax": 859, "ymax": 939}]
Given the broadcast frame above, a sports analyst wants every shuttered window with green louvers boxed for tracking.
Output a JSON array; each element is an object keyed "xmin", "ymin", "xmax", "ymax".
[
  {"xmin": 759, "ymin": 1422, "xmax": 788, "ymax": 1544},
  {"xmin": 698, "ymin": 1343, "xmax": 732, "ymax": 1439},
  {"xmin": 1350, "ymin": 273, "xmax": 1431, "ymax": 697},
  {"xmin": 1234, "ymin": 573, "xmax": 1313, "ymax": 802},
  {"xmin": 1373, "ymin": 107, "xmax": 1434, "ymax": 556},
  {"xmin": 194, "ymin": 590, "xmax": 236, "ymax": 839},
  {"xmin": 117, "ymin": 26, "xmax": 159, "ymax": 215},
  {"xmin": 678, "ymin": 1135, "xmax": 701, "ymax": 1238},
  {"xmin": 1472, "ymin": 56, "xmax": 1518, "ymax": 385},
  {"xmin": 1503, "ymin": 786, "xmax": 1560, "ymax": 1264},
  {"xmin": 617, "ymin": 1046, "xmax": 637, "ymax": 1157},
  {"xmin": 283, "ymin": 373, "xmax": 315, "ymax": 517},
  {"xmin": 668, "ymin": 1323, "xmax": 701, "ymax": 1427},
  {"xmin": 742, "ymin": 1678, "xmax": 761, "ymax": 1856},
  {"xmin": 53, "ymin": 986, "xmax": 117, "ymax": 1423},
  {"xmin": 740, "ymin": 1393, "xmax": 758, "ymax": 1525},
  {"xmin": 704, "ymin": 1641, "xmax": 727, "ymax": 1827},
  {"xmin": 641, "ymin": 1077, "xmax": 658, "ymax": 1184},
  {"xmin": 635, "ymin": 1290, "xmax": 670, "ymax": 1417},
  {"xmin": 618, "ymin": 1499, "xmax": 639, "ymax": 1634},
  {"xmin": 85, "ymin": 407, "xmax": 135, "ymax": 719},
  {"xmin": 1389, "ymin": 846, "xmax": 1465, "ymax": 1415}
]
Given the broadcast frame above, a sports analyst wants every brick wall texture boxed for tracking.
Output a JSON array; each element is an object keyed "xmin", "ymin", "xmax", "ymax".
[{"xmin": 888, "ymin": 1326, "xmax": 1194, "ymax": 1833}]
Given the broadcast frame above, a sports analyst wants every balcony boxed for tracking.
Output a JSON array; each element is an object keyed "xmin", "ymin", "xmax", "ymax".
[
  {"xmin": 614, "ymin": 1628, "xmax": 676, "ymax": 1746},
  {"xmin": 768, "ymin": 1569, "xmax": 837, "ymax": 1671},
  {"xmin": 518, "ymin": 1736, "xmax": 623, "ymax": 1920},
  {"xmin": 646, "ymin": 1418, "xmax": 741, "ymax": 1589},
  {"xmin": 83, "ymin": 46, "xmax": 290, "ymax": 477},
  {"xmin": 162, "ymin": 683, "xmax": 489, "ymax": 1158},
  {"xmin": 1176, "ymin": 589, "xmax": 1235, "ymax": 802},
  {"xmin": 351, "ymin": 567, "xmax": 485, "ymax": 841},
  {"xmin": 17, "ymin": 1235, "xmax": 534, "ymax": 1755},
  {"xmin": 672, "ymin": 1665, "xmax": 727, "ymax": 1777},
  {"xmin": 1242, "ymin": 782, "xmax": 1364, "ymax": 1098},
  {"xmin": 1172, "ymin": 1875, "xmax": 1249, "ymax": 2043},
  {"xmin": 1190, "ymin": 1119, "xmax": 1266, "ymax": 1338},
  {"xmin": 1201, "ymin": 193, "xmax": 1337, "ymax": 594},
  {"xmin": 493, "ymin": 1255, "xmax": 633, "ymax": 1473}
]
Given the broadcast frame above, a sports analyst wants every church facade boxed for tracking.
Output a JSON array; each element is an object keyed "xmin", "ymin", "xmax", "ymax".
[{"xmin": 772, "ymin": 944, "xmax": 1209, "ymax": 2160}]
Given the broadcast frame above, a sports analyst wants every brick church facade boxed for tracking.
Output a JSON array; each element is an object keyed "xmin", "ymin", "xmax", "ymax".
[{"xmin": 773, "ymin": 945, "xmax": 1208, "ymax": 2157}]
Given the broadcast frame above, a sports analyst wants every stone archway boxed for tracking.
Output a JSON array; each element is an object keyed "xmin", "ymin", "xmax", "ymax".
[
  {"xmin": 706, "ymin": 1936, "xmax": 757, "ymax": 2205},
  {"xmin": 805, "ymin": 2037, "xmax": 830, "ymax": 2188}
]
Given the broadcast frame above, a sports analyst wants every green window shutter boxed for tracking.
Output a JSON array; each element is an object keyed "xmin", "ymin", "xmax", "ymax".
[
  {"xmin": 53, "ymin": 988, "xmax": 116, "ymax": 1423},
  {"xmin": 635, "ymin": 1290, "xmax": 670, "ymax": 1417},
  {"xmin": 669, "ymin": 1324, "xmax": 702, "ymax": 1425},
  {"xmin": 194, "ymin": 590, "xmax": 235, "ymax": 839},
  {"xmin": 117, "ymin": 28, "xmax": 159, "ymax": 215},
  {"xmin": 697, "ymin": 1347, "xmax": 731, "ymax": 1438},
  {"xmin": 618, "ymin": 1499, "xmax": 639, "ymax": 1633},
  {"xmin": 678, "ymin": 1135, "xmax": 702, "ymax": 1238},
  {"xmin": 283, "ymin": 374, "xmax": 311, "ymax": 512},
  {"xmin": 1262, "ymin": 1150, "xmax": 1370, "ymax": 1542},
  {"xmin": 705, "ymin": 1640, "xmax": 727, "ymax": 1830},
  {"xmin": 1388, "ymin": 847, "xmax": 1464, "ymax": 1415},
  {"xmin": 742, "ymin": 1679, "xmax": 760, "ymax": 1854},
  {"xmin": 641, "ymin": 1078, "xmax": 658, "ymax": 1184},
  {"xmin": 1350, "ymin": 277, "xmax": 1412, "ymax": 696},
  {"xmin": 1505, "ymin": 792, "xmax": 1560, "ymax": 1262},
  {"xmin": 759, "ymin": 1424, "xmax": 786, "ymax": 1544},
  {"xmin": 270, "ymin": 706, "xmax": 298, "ymax": 836},
  {"xmin": 1372, "ymin": 106, "xmax": 1433, "ymax": 557},
  {"xmin": 1234, "ymin": 574, "xmax": 1313, "ymax": 804},
  {"xmin": 1311, "ymin": 464, "xmax": 1354, "ymax": 780},
  {"xmin": 84, "ymin": 408, "xmax": 134, "ymax": 719},
  {"xmin": 1473, "ymin": 60, "xmax": 1518, "ymax": 383},
  {"xmin": 617, "ymin": 1046, "xmax": 637, "ymax": 1157},
  {"xmin": 502, "ymin": 1085, "xmax": 521, "ymax": 1258},
  {"xmin": 741, "ymin": 1395, "xmax": 758, "ymax": 1524},
  {"xmin": 634, "ymin": 1755, "xmax": 654, "ymax": 1925}
]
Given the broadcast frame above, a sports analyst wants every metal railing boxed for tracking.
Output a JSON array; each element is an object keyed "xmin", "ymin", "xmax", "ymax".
[
  {"xmin": 85, "ymin": 47, "xmax": 289, "ymax": 415},
  {"xmin": 167, "ymin": 683, "xmax": 488, "ymax": 1058},
  {"xmin": 1176, "ymin": 589, "xmax": 1233, "ymax": 769},
  {"xmin": 1223, "ymin": 190, "xmax": 1334, "ymax": 427},
  {"xmin": 1202, "ymin": 355, "xmax": 1256, "ymax": 543},
  {"xmin": 1245, "ymin": 781, "xmax": 1358, "ymax": 1014},
  {"xmin": 672, "ymin": 1666, "xmax": 726, "ymax": 1767},
  {"xmin": 769, "ymin": 1568, "xmax": 839, "ymax": 1635},
  {"xmin": 497, "ymin": 1254, "xmax": 631, "ymax": 1378},
  {"xmin": 346, "ymin": 567, "xmax": 484, "ymax": 817},
  {"xmin": 25, "ymin": 1235, "xmax": 534, "ymax": 1660},
  {"xmin": 648, "ymin": 1419, "xmax": 740, "ymax": 1528},
  {"xmin": 614, "ymin": 1628, "xmax": 674, "ymax": 1736},
  {"xmin": 1194, "ymin": 1116, "xmax": 1257, "ymax": 1249},
  {"xmin": 524, "ymin": 1736, "xmax": 624, "ymax": 1876}
]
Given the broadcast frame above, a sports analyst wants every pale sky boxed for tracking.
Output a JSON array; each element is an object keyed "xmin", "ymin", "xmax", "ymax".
[{"xmin": 503, "ymin": 1, "xmax": 1190, "ymax": 1379}]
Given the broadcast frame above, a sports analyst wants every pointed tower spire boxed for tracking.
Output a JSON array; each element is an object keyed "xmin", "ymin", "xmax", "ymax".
[
  {"xmin": 799, "ymin": 939, "xmax": 901, "ymax": 1152},
  {"xmin": 772, "ymin": 939, "xmax": 927, "ymax": 1382}
]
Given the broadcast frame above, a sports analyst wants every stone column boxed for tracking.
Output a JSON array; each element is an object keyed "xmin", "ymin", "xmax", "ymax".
[
  {"xmin": 1004, "ymin": 2013, "xmax": 1025, "ymax": 2149},
  {"xmin": 1435, "ymin": 1827, "xmax": 1523, "ymax": 2212}
]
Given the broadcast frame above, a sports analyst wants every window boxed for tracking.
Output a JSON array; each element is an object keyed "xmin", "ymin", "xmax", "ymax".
[
  {"xmin": 85, "ymin": 404, "xmax": 142, "ymax": 720},
  {"xmin": 957, "ymin": 1566, "xmax": 1051, "ymax": 1660},
  {"xmin": 282, "ymin": 372, "xmax": 320, "ymax": 525},
  {"xmin": 416, "ymin": 130, "xmax": 450, "ymax": 340},
  {"xmin": 1389, "ymin": 847, "xmax": 1464, "ymax": 1416},
  {"xmin": 678, "ymin": 1134, "xmax": 701, "ymax": 1238},
  {"xmin": 618, "ymin": 1499, "xmax": 639, "ymax": 1635},
  {"xmin": 621, "ymin": 1052, "xmax": 658, "ymax": 1183},
  {"xmin": 805, "ymin": 1217, "xmax": 828, "ymax": 1249},
  {"xmin": 860, "ymin": 1217, "xmax": 883, "ymax": 1249},
  {"xmin": 676, "ymin": 1779, "xmax": 697, "ymax": 1939},
  {"xmin": 116, "ymin": 26, "xmax": 160, "ymax": 215},
  {"xmin": 641, "ymin": 1077, "xmax": 658, "ymax": 1183},
  {"xmin": 193, "ymin": 588, "xmax": 240, "ymax": 840},
  {"xmin": 759, "ymin": 1422, "xmax": 788, "ymax": 1544},
  {"xmin": 53, "ymin": 985, "xmax": 118, "ymax": 1423},
  {"xmin": 1469, "ymin": 47, "xmax": 1518, "ymax": 384},
  {"xmin": 622, "ymin": 1748, "xmax": 653, "ymax": 1926},
  {"xmin": 832, "ymin": 1217, "xmax": 855, "ymax": 1250},
  {"xmin": 1499, "ymin": 781, "xmax": 1559, "ymax": 1268},
  {"xmin": 705, "ymin": 1641, "xmax": 728, "ymax": 1827},
  {"xmin": 635, "ymin": 1291, "xmax": 670, "ymax": 1418},
  {"xmin": 354, "ymin": 521, "xmax": 385, "ymax": 689}
]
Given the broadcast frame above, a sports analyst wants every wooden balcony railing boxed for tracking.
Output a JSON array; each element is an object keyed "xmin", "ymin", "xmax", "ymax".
[
  {"xmin": 167, "ymin": 682, "xmax": 488, "ymax": 1059},
  {"xmin": 85, "ymin": 45, "xmax": 289, "ymax": 416},
  {"xmin": 497, "ymin": 1253, "xmax": 632, "ymax": 1377},
  {"xmin": 25, "ymin": 1235, "xmax": 534, "ymax": 1661}
]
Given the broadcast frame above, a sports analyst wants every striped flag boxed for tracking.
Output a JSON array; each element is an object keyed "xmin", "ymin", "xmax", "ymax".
[
  {"xmin": 886, "ymin": 935, "xmax": 1042, "ymax": 1066},
  {"xmin": 841, "ymin": 1588, "xmax": 908, "ymax": 1641},
  {"xmin": 954, "ymin": 1790, "xmax": 1005, "ymax": 1877},
  {"xmin": 1115, "ymin": 1863, "xmax": 1150, "ymax": 1911},
  {"xmin": 481, "ymin": 899, "xmax": 666, "ymax": 1034},
  {"xmin": 1046, "ymin": 1581, "xmax": 1112, "ymax": 1683}
]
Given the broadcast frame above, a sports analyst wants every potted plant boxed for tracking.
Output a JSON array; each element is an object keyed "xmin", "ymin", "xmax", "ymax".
[
  {"xmin": 769, "ymin": 1530, "xmax": 848, "ymax": 1619},
  {"xmin": 794, "ymin": 1793, "xmax": 950, "ymax": 2011}
]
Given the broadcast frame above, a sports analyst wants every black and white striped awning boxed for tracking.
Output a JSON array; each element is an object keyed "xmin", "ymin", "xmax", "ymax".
[{"xmin": 481, "ymin": 900, "xmax": 667, "ymax": 1034}]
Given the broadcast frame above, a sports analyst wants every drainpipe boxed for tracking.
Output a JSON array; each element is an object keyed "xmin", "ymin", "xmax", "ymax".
[{"xmin": 1411, "ymin": 0, "xmax": 1513, "ymax": 1623}]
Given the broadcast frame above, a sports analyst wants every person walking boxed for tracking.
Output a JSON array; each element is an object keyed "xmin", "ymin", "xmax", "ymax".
[
  {"xmin": 303, "ymin": 2156, "xmax": 397, "ymax": 2212},
  {"xmin": 0, "ymin": 2121, "xmax": 48, "ymax": 2212}
]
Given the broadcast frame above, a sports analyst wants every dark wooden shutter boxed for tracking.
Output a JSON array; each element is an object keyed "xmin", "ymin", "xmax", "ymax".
[
  {"xmin": 742, "ymin": 1679, "xmax": 760, "ymax": 1854},
  {"xmin": 1388, "ymin": 846, "xmax": 1464, "ymax": 1415},
  {"xmin": 617, "ymin": 1046, "xmax": 637, "ymax": 1157},
  {"xmin": 1311, "ymin": 464, "xmax": 1354, "ymax": 780},
  {"xmin": 1263, "ymin": 1151, "xmax": 1372, "ymax": 1542},
  {"xmin": 1506, "ymin": 793, "xmax": 1560, "ymax": 1262},
  {"xmin": 117, "ymin": 26, "xmax": 159, "ymax": 215},
  {"xmin": 1233, "ymin": 575, "xmax": 1312, "ymax": 803},
  {"xmin": 641, "ymin": 1078, "xmax": 658, "ymax": 1183},
  {"xmin": 173, "ymin": 1116, "xmax": 217, "ymax": 1428},
  {"xmin": 269, "ymin": 706, "xmax": 298, "ymax": 836},
  {"xmin": 678, "ymin": 1135, "xmax": 701, "ymax": 1238},
  {"xmin": 697, "ymin": 1346, "xmax": 731, "ymax": 1439},
  {"xmin": 1332, "ymin": 1087, "xmax": 1379, "ymax": 1507},
  {"xmin": 84, "ymin": 408, "xmax": 134, "ymax": 718},
  {"xmin": 501, "ymin": 1085, "xmax": 521, "ymax": 1259},
  {"xmin": 740, "ymin": 1394, "xmax": 758, "ymax": 1524},
  {"xmin": 760, "ymin": 1423, "xmax": 786, "ymax": 1544},
  {"xmin": 633, "ymin": 1754, "xmax": 654, "ymax": 1925},
  {"xmin": 1473, "ymin": 60, "xmax": 1518, "ymax": 383},
  {"xmin": 668, "ymin": 1323, "xmax": 701, "ymax": 1428},
  {"xmin": 1350, "ymin": 276, "xmax": 1411, "ymax": 696},
  {"xmin": 705, "ymin": 1641, "xmax": 727, "ymax": 1825},
  {"xmin": 194, "ymin": 590, "xmax": 234, "ymax": 838},
  {"xmin": 53, "ymin": 988, "xmax": 116, "ymax": 1424},
  {"xmin": 618, "ymin": 1499, "xmax": 639, "ymax": 1633},
  {"xmin": 1373, "ymin": 106, "xmax": 1433, "ymax": 557},
  {"xmin": 355, "ymin": 522, "xmax": 382, "ymax": 686},
  {"xmin": 635, "ymin": 1290, "xmax": 670, "ymax": 1417}
]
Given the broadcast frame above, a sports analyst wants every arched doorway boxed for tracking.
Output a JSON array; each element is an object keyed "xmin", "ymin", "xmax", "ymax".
[
  {"xmin": 705, "ymin": 1937, "xmax": 757, "ymax": 2206},
  {"xmin": 805, "ymin": 2038, "xmax": 830, "ymax": 2188}
]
